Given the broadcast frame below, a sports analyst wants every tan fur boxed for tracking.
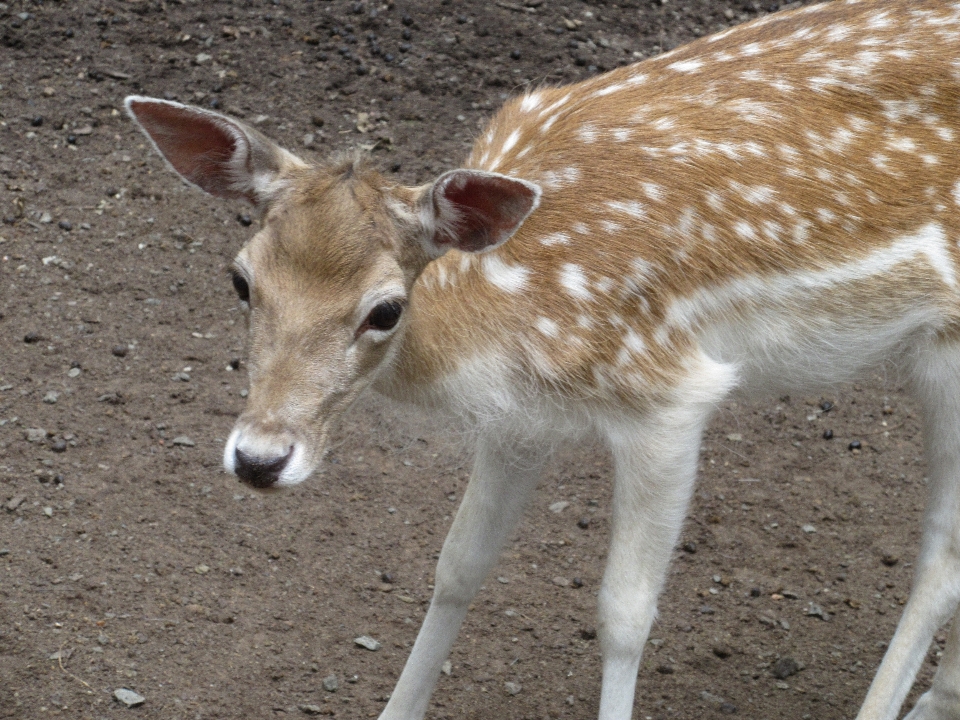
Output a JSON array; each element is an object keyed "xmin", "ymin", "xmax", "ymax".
[{"xmin": 387, "ymin": 0, "xmax": 960, "ymax": 411}]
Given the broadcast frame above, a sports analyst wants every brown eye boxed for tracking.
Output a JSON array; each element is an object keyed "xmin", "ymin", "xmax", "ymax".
[
  {"xmin": 232, "ymin": 272, "xmax": 250, "ymax": 303},
  {"xmin": 365, "ymin": 301, "xmax": 403, "ymax": 332}
]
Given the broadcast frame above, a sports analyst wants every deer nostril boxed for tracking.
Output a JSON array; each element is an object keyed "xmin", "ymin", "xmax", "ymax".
[{"xmin": 234, "ymin": 446, "xmax": 293, "ymax": 488}]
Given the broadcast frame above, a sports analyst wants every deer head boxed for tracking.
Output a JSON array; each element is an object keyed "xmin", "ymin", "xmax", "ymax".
[{"xmin": 125, "ymin": 97, "xmax": 540, "ymax": 489}]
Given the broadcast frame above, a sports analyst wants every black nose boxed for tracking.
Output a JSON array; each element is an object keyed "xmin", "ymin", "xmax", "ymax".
[{"xmin": 234, "ymin": 447, "xmax": 293, "ymax": 488}]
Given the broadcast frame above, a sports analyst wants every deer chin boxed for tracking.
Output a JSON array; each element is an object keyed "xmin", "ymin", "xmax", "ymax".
[{"xmin": 223, "ymin": 425, "xmax": 323, "ymax": 489}]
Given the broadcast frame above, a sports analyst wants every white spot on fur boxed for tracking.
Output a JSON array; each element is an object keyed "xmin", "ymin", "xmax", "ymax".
[
  {"xmin": 540, "ymin": 231, "xmax": 571, "ymax": 246},
  {"xmin": 953, "ymin": 180, "xmax": 960, "ymax": 207},
  {"xmin": 734, "ymin": 221, "xmax": 757, "ymax": 241},
  {"xmin": 501, "ymin": 129, "xmax": 521, "ymax": 155},
  {"xmin": 593, "ymin": 82, "xmax": 627, "ymax": 98},
  {"xmin": 741, "ymin": 42, "xmax": 763, "ymax": 56},
  {"xmin": 572, "ymin": 222, "xmax": 589, "ymax": 235},
  {"xmin": 481, "ymin": 254, "xmax": 530, "ymax": 293},
  {"xmin": 652, "ymin": 117, "xmax": 676, "ymax": 131},
  {"xmin": 540, "ymin": 93, "xmax": 571, "ymax": 117},
  {"xmin": 826, "ymin": 24, "xmax": 851, "ymax": 42},
  {"xmin": 559, "ymin": 264, "xmax": 592, "ymax": 301},
  {"xmin": 612, "ymin": 128, "xmax": 632, "ymax": 142},
  {"xmin": 817, "ymin": 208, "xmax": 837, "ymax": 224},
  {"xmin": 668, "ymin": 59, "xmax": 703, "ymax": 73},
  {"xmin": 541, "ymin": 113, "xmax": 561, "ymax": 134},
  {"xmin": 535, "ymin": 316, "xmax": 559, "ymax": 338},
  {"xmin": 595, "ymin": 276, "xmax": 614, "ymax": 294},
  {"xmin": 578, "ymin": 124, "xmax": 599, "ymax": 143},
  {"xmin": 623, "ymin": 328, "xmax": 646, "ymax": 354},
  {"xmin": 882, "ymin": 99, "xmax": 921, "ymax": 123},
  {"xmin": 888, "ymin": 136, "xmax": 917, "ymax": 153},
  {"xmin": 606, "ymin": 200, "xmax": 646, "ymax": 220},
  {"xmin": 642, "ymin": 183, "xmax": 664, "ymax": 201},
  {"xmin": 520, "ymin": 93, "xmax": 543, "ymax": 113},
  {"xmin": 600, "ymin": 220, "xmax": 624, "ymax": 234}
]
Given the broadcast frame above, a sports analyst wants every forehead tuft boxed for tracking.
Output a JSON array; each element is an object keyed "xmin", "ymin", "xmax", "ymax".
[{"xmin": 251, "ymin": 159, "xmax": 396, "ymax": 288}]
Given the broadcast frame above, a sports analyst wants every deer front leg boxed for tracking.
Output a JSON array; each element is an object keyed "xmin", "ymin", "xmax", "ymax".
[
  {"xmin": 378, "ymin": 435, "xmax": 548, "ymax": 720},
  {"xmin": 597, "ymin": 399, "xmax": 720, "ymax": 720}
]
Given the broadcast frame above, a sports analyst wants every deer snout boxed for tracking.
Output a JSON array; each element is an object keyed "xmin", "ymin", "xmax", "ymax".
[
  {"xmin": 233, "ymin": 446, "xmax": 293, "ymax": 488},
  {"xmin": 224, "ymin": 427, "xmax": 312, "ymax": 488}
]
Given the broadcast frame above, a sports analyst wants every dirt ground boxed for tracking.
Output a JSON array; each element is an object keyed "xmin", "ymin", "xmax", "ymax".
[{"xmin": 0, "ymin": 0, "xmax": 947, "ymax": 718}]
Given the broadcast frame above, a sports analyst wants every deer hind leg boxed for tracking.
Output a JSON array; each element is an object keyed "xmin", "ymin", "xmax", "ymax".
[
  {"xmin": 857, "ymin": 338, "xmax": 960, "ymax": 720},
  {"xmin": 378, "ymin": 432, "xmax": 549, "ymax": 720},
  {"xmin": 597, "ymin": 356, "xmax": 735, "ymax": 720}
]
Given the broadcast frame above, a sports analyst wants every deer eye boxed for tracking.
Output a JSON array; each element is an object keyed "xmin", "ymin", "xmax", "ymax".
[
  {"xmin": 231, "ymin": 272, "xmax": 250, "ymax": 304},
  {"xmin": 364, "ymin": 301, "xmax": 403, "ymax": 332}
]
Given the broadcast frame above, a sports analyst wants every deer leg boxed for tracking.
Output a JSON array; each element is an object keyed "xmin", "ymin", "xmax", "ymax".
[
  {"xmin": 597, "ymin": 397, "xmax": 721, "ymax": 720},
  {"xmin": 857, "ymin": 341, "xmax": 960, "ymax": 720},
  {"xmin": 378, "ymin": 434, "xmax": 548, "ymax": 720},
  {"xmin": 904, "ymin": 609, "xmax": 960, "ymax": 720}
]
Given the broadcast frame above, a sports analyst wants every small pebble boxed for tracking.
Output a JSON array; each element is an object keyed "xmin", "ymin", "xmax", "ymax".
[
  {"xmin": 113, "ymin": 688, "xmax": 145, "ymax": 707},
  {"xmin": 801, "ymin": 524, "xmax": 816, "ymax": 534},
  {"xmin": 577, "ymin": 517, "xmax": 590, "ymax": 529},
  {"xmin": 549, "ymin": 500, "xmax": 569, "ymax": 513},
  {"xmin": 381, "ymin": 571, "xmax": 395, "ymax": 583},
  {"xmin": 322, "ymin": 674, "xmax": 339, "ymax": 692},
  {"xmin": 58, "ymin": 220, "xmax": 72, "ymax": 231},
  {"xmin": 849, "ymin": 440, "xmax": 862, "ymax": 450},
  {"xmin": 111, "ymin": 345, "xmax": 128, "ymax": 357},
  {"xmin": 772, "ymin": 656, "xmax": 801, "ymax": 679},
  {"xmin": 24, "ymin": 332, "xmax": 40, "ymax": 344},
  {"xmin": 682, "ymin": 541, "xmax": 697, "ymax": 554},
  {"xmin": 237, "ymin": 214, "xmax": 253, "ymax": 227},
  {"xmin": 552, "ymin": 576, "xmax": 570, "ymax": 587},
  {"xmin": 172, "ymin": 436, "xmax": 196, "ymax": 447},
  {"xmin": 806, "ymin": 602, "xmax": 828, "ymax": 620},
  {"xmin": 300, "ymin": 705, "xmax": 323, "ymax": 715},
  {"xmin": 354, "ymin": 635, "xmax": 381, "ymax": 651},
  {"xmin": 503, "ymin": 681, "xmax": 522, "ymax": 696},
  {"xmin": 42, "ymin": 391, "xmax": 59, "ymax": 404},
  {"xmin": 656, "ymin": 663, "xmax": 674, "ymax": 674},
  {"xmin": 31, "ymin": 116, "xmax": 43, "ymax": 127},
  {"xmin": 67, "ymin": 367, "xmax": 81, "ymax": 378},
  {"xmin": 823, "ymin": 429, "xmax": 834, "ymax": 439},
  {"xmin": 51, "ymin": 439, "xmax": 67, "ymax": 453}
]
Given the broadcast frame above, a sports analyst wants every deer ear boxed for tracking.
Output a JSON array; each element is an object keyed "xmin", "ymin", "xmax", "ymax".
[
  {"xmin": 124, "ymin": 95, "xmax": 306, "ymax": 208},
  {"xmin": 420, "ymin": 169, "xmax": 541, "ymax": 258}
]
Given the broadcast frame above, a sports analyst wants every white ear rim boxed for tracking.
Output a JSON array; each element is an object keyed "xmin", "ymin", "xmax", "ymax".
[
  {"xmin": 124, "ymin": 95, "xmax": 302, "ymax": 207},
  {"xmin": 422, "ymin": 169, "xmax": 542, "ymax": 259}
]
